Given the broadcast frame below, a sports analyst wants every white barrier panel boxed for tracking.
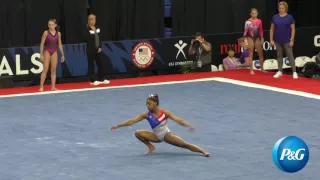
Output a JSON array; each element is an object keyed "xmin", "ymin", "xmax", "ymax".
[
  {"xmin": 211, "ymin": 65, "xmax": 218, "ymax": 72},
  {"xmin": 295, "ymin": 56, "xmax": 313, "ymax": 68},
  {"xmin": 264, "ymin": 59, "xmax": 280, "ymax": 70},
  {"xmin": 221, "ymin": 54, "xmax": 318, "ymax": 71},
  {"xmin": 263, "ymin": 57, "xmax": 297, "ymax": 70}
]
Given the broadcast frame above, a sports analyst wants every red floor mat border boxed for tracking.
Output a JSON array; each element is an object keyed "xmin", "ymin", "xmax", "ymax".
[{"xmin": 0, "ymin": 70, "xmax": 319, "ymax": 97}]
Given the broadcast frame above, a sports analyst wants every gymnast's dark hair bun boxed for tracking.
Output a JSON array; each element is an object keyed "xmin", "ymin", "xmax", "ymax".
[
  {"xmin": 148, "ymin": 94, "xmax": 159, "ymax": 99},
  {"xmin": 148, "ymin": 94, "xmax": 159, "ymax": 104}
]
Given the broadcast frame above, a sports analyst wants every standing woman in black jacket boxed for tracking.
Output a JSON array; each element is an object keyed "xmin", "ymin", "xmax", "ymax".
[{"xmin": 83, "ymin": 14, "xmax": 110, "ymax": 85}]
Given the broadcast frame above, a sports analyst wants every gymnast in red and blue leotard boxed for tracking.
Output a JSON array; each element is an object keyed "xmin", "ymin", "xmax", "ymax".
[
  {"xmin": 110, "ymin": 94, "xmax": 210, "ymax": 157},
  {"xmin": 243, "ymin": 8, "xmax": 265, "ymax": 74},
  {"xmin": 39, "ymin": 19, "xmax": 65, "ymax": 92}
]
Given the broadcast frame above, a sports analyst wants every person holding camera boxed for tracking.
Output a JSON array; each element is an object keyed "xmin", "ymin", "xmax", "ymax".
[{"xmin": 188, "ymin": 32, "xmax": 212, "ymax": 72}]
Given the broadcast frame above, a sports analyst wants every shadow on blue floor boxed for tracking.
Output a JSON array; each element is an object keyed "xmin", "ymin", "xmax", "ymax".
[{"xmin": 0, "ymin": 81, "xmax": 319, "ymax": 180}]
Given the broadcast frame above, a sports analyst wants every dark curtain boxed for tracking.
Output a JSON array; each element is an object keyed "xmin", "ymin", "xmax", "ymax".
[
  {"xmin": 184, "ymin": 0, "xmax": 206, "ymax": 35},
  {"xmin": 24, "ymin": 0, "xmax": 61, "ymax": 46},
  {"xmin": 7, "ymin": 0, "xmax": 26, "ymax": 47},
  {"xmin": 4, "ymin": 0, "xmax": 310, "ymax": 49},
  {"xmin": 0, "ymin": 0, "xmax": 9, "ymax": 48},
  {"xmin": 90, "ymin": 0, "xmax": 114, "ymax": 41},
  {"xmin": 230, "ymin": 0, "xmax": 271, "ymax": 33},
  {"xmin": 63, "ymin": 0, "xmax": 88, "ymax": 44},
  {"xmin": 131, "ymin": 0, "xmax": 164, "ymax": 40},
  {"xmin": 90, "ymin": 0, "xmax": 164, "ymax": 41},
  {"xmin": 171, "ymin": 0, "xmax": 208, "ymax": 36},
  {"xmin": 171, "ymin": 0, "xmax": 185, "ymax": 36},
  {"xmin": 172, "ymin": 0, "xmax": 277, "ymax": 36},
  {"xmin": 289, "ymin": 0, "xmax": 319, "ymax": 27},
  {"xmin": 230, "ymin": 0, "xmax": 254, "ymax": 33},
  {"xmin": 206, "ymin": 0, "xmax": 233, "ymax": 35},
  {"xmin": 112, "ymin": 0, "xmax": 135, "ymax": 40}
]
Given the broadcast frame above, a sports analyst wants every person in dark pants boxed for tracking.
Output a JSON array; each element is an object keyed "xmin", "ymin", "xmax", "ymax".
[
  {"xmin": 188, "ymin": 32, "xmax": 212, "ymax": 72},
  {"xmin": 270, "ymin": 1, "xmax": 297, "ymax": 79},
  {"xmin": 83, "ymin": 14, "xmax": 110, "ymax": 85}
]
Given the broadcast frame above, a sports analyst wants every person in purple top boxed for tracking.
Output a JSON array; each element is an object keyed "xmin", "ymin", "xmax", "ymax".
[
  {"xmin": 223, "ymin": 45, "xmax": 248, "ymax": 70},
  {"xmin": 223, "ymin": 46, "xmax": 241, "ymax": 70},
  {"xmin": 223, "ymin": 38, "xmax": 250, "ymax": 70},
  {"xmin": 39, "ymin": 19, "xmax": 65, "ymax": 92},
  {"xmin": 270, "ymin": 1, "xmax": 298, "ymax": 79},
  {"xmin": 239, "ymin": 38, "xmax": 250, "ymax": 65}
]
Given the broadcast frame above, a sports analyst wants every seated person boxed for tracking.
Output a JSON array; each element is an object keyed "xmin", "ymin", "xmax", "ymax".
[
  {"xmin": 223, "ymin": 45, "xmax": 248, "ymax": 70},
  {"xmin": 239, "ymin": 37, "xmax": 250, "ymax": 65}
]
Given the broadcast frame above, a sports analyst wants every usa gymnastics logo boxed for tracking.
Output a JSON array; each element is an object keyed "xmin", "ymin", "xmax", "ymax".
[{"xmin": 272, "ymin": 136, "xmax": 309, "ymax": 173}]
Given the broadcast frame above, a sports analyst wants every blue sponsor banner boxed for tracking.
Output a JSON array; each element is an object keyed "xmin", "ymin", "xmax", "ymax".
[{"xmin": 0, "ymin": 37, "xmax": 194, "ymax": 80}]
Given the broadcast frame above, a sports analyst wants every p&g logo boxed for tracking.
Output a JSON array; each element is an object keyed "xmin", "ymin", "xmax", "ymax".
[
  {"xmin": 272, "ymin": 136, "xmax": 309, "ymax": 173},
  {"xmin": 279, "ymin": 148, "xmax": 306, "ymax": 160}
]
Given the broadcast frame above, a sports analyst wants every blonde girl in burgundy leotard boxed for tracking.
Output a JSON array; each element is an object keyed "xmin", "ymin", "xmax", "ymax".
[
  {"xmin": 243, "ymin": 8, "xmax": 265, "ymax": 74},
  {"xmin": 39, "ymin": 19, "xmax": 65, "ymax": 92}
]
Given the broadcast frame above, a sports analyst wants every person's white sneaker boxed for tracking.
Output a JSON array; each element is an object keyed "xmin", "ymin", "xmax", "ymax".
[
  {"xmin": 293, "ymin": 72, "xmax": 298, "ymax": 79},
  {"xmin": 100, "ymin": 79, "xmax": 110, "ymax": 84},
  {"xmin": 273, "ymin": 71, "xmax": 282, "ymax": 78},
  {"xmin": 90, "ymin": 81, "xmax": 101, "ymax": 86}
]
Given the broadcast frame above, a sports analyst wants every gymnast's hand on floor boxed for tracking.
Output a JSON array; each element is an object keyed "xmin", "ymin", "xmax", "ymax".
[
  {"xmin": 110, "ymin": 125, "xmax": 118, "ymax": 131},
  {"xmin": 188, "ymin": 126, "xmax": 196, "ymax": 132}
]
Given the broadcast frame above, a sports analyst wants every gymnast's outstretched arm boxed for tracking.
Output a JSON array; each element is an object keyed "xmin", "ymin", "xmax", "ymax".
[
  {"xmin": 164, "ymin": 111, "xmax": 194, "ymax": 130},
  {"xmin": 111, "ymin": 113, "xmax": 148, "ymax": 130}
]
